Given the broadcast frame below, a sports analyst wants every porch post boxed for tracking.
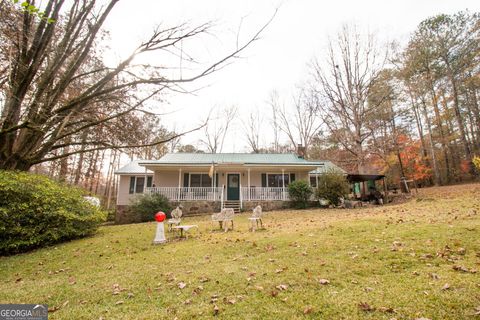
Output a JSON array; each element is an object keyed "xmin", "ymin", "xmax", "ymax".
[
  {"xmin": 315, "ymin": 171, "xmax": 319, "ymax": 189},
  {"xmin": 177, "ymin": 169, "xmax": 182, "ymax": 201},
  {"xmin": 247, "ymin": 168, "xmax": 251, "ymax": 201},
  {"xmin": 213, "ymin": 169, "xmax": 216, "ymax": 201},
  {"xmin": 144, "ymin": 167, "xmax": 148, "ymax": 194},
  {"xmin": 282, "ymin": 168, "xmax": 285, "ymax": 201}
]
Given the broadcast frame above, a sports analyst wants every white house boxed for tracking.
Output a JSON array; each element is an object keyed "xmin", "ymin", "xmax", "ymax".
[{"xmin": 114, "ymin": 152, "xmax": 345, "ymax": 223}]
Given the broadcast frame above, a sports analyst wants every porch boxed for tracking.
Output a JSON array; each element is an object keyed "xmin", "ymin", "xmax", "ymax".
[{"xmin": 145, "ymin": 186, "xmax": 291, "ymax": 202}]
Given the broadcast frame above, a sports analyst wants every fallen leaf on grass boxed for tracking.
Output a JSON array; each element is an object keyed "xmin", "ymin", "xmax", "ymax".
[
  {"xmin": 303, "ymin": 306, "xmax": 313, "ymax": 314},
  {"xmin": 178, "ymin": 282, "xmax": 187, "ymax": 289},
  {"xmin": 358, "ymin": 302, "xmax": 375, "ymax": 312},
  {"xmin": 452, "ymin": 265, "xmax": 469, "ymax": 272},
  {"xmin": 68, "ymin": 276, "xmax": 76, "ymax": 285},
  {"xmin": 276, "ymin": 284, "xmax": 288, "ymax": 291},
  {"xmin": 48, "ymin": 306, "xmax": 59, "ymax": 313},
  {"xmin": 378, "ymin": 306, "xmax": 395, "ymax": 313},
  {"xmin": 441, "ymin": 283, "xmax": 451, "ymax": 290},
  {"xmin": 429, "ymin": 273, "xmax": 440, "ymax": 280},
  {"xmin": 213, "ymin": 304, "xmax": 219, "ymax": 316},
  {"xmin": 184, "ymin": 299, "xmax": 192, "ymax": 305},
  {"xmin": 270, "ymin": 290, "xmax": 279, "ymax": 297},
  {"xmin": 115, "ymin": 300, "xmax": 124, "ymax": 305},
  {"xmin": 318, "ymin": 279, "xmax": 330, "ymax": 285}
]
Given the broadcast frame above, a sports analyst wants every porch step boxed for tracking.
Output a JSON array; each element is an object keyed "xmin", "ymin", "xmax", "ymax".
[{"xmin": 223, "ymin": 201, "xmax": 241, "ymax": 213}]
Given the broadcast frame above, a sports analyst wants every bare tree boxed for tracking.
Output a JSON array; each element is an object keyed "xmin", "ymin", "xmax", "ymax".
[
  {"xmin": 0, "ymin": 1, "xmax": 275, "ymax": 170},
  {"xmin": 312, "ymin": 24, "xmax": 387, "ymax": 172},
  {"xmin": 275, "ymin": 88, "xmax": 323, "ymax": 157},
  {"xmin": 242, "ymin": 110, "xmax": 263, "ymax": 153},
  {"xmin": 201, "ymin": 105, "xmax": 237, "ymax": 153},
  {"xmin": 267, "ymin": 90, "xmax": 281, "ymax": 153}
]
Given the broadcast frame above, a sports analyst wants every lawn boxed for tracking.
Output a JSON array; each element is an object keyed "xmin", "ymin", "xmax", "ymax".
[{"xmin": 1, "ymin": 184, "xmax": 479, "ymax": 319}]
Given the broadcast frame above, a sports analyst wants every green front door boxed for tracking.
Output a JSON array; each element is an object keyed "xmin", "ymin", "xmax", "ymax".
[{"xmin": 227, "ymin": 174, "xmax": 240, "ymax": 200}]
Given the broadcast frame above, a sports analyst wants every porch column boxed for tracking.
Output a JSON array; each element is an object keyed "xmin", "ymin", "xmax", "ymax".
[
  {"xmin": 213, "ymin": 169, "xmax": 216, "ymax": 201},
  {"xmin": 144, "ymin": 167, "xmax": 148, "ymax": 194},
  {"xmin": 315, "ymin": 171, "xmax": 319, "ymax": 189},
  {"xmin": 247, "ymin": 168, "xmax": 251, "ymax": 201},
  {"xmin": 282, "ymin": 168, "xmax": 285, "ymax": 200},
  {"xmin": 177, "ymin": 169, "xmax": 182, "ymax": 201}
]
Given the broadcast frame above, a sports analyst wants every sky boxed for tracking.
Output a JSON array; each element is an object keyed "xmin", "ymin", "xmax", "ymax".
[{"xmin": 101, "ymin": 0, "xmax": 480, "ymax": 155}]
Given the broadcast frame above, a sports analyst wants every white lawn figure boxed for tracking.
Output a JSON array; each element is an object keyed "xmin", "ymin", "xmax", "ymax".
[
  {"xmin": 167, "ymin": 206, "xmax": 183, "ymax": 232},
  {"xmin": 211, "ymin": 208, "xmax": 235, "ymax": 232},
  {"xmin": 248, "ymin": 205, "xmax": 264, "ymax": 231}
]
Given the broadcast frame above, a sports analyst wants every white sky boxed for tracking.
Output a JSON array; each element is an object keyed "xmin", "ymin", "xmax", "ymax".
[{"xmin": 102, "ymin": 0, "xmax": 480, "ymax": 154}]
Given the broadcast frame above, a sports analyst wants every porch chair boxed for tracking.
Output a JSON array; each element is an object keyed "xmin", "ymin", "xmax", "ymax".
[
  {"xmin": 211, "ymin": 208, "xmax": 235, "ymax": 232},
  {"xmin": 248, "ymin": 205, "xmax": 264, "ymax": 231},
  {"xmin": 167, "ymin": 206, "xmax": 183, "ymax": 232}
]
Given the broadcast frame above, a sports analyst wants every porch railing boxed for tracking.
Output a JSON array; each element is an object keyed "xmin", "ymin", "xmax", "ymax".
[
  {"xmin": 145, "ymin": 187, "xmax": 222, "ymax": 201},
  {"xmin": 240, "ymin": 187, "xmax": 289, "ymax": 201}
]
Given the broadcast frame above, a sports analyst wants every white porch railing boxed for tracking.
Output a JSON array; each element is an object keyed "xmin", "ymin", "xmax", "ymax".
[
  {"xmin": 145, "ymin": 187, "xmax": 222, "ymax": 201},
  {"xmin": 240, "ymin": 187, "xmax": 289, "ymax": 201}
]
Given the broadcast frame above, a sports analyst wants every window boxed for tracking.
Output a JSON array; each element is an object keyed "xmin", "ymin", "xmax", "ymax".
[
  {"xmin": 310, "ymin": 176, "xmax": 317, "ymax": 187},
  {"xmin": 129, "ymin": 176, "xmax": 153, "ymax": 194},
  {"xmin": 189, "ymin": 173, "xmax": 212, "ymax": 187},
  {"xmin": 267, "ymin": 173, "xmax": 290, "ymax": 188}
]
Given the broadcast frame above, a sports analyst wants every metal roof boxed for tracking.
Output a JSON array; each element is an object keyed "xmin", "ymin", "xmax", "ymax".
[
  {"xmin": 309, "ymin": 161, "xmax": 347, "ymax": 174},
  {"xmin": 115, "ymin": 160, "xmax": 153, "ymax": 175},
  {"xmin": 139, "ymin": 153, "xmax": 326, "ymax": 166}
]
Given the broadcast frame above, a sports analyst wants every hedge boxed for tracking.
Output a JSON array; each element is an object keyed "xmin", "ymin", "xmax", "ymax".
[{"xmin": 0, "ymin": 170, "xmax": 106, "ymax": 255}]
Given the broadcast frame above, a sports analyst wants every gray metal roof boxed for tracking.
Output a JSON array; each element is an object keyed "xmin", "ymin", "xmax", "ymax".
[
  {"xmin": 309, "ymin": 161, "xmax": 347, "ymax": 174},
  {"xmin": 139, "ymin": 153, "xmax": 326, "ymax": 166},
  {"xmin": 115, "ymin": 160, "xmax": 153, "ymax": 175}
]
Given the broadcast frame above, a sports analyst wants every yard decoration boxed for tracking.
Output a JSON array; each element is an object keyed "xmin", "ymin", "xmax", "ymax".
[{"xmin": 153, "ymin": 211, "xmax": 167, "ymax": 244}]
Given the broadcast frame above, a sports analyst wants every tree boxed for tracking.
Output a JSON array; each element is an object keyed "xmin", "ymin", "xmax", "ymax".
[
  {"xmin": 275, "ymin": 88, "xmax": 323, "ymax": 158},
  {"xmin": 0, "ymin": 0, "xmax": 274, "ymax": 170},
  {"xmin": 242, "ymin": 110, "xmax": 263, "ymax": 153},
  {"xmin": 311, "ymin": 24, "xmax": 388, "ymax": 172},
  {"xmin": 200, "ymin": 106, "xmax": 237, "ymax": 153}
]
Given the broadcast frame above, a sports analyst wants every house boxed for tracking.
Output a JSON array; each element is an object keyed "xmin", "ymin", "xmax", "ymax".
[{"xmin": 114, "ymin": 152, "xmax": 345, "ymax": 223}]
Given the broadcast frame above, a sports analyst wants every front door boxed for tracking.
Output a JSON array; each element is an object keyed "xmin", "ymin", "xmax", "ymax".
[{"xmin": 227, "ymin": 174, "xmax": 240, "ymax": 200}]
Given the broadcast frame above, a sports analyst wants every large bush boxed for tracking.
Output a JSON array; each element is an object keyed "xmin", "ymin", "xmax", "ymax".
[
  {"xmin": 0, "ymin": 171, "xmax": 106, "ymax": 255},
  {"xmin": 129, "ymin": 193, "xmax": 172, "ymax": 222},
  {"xmin": 288, "ymin": 180, "xmax": 314, "ymax": 209},
  {"xmin": 316, "ymin": 170, "xmax": 350, "ymax": 206}
]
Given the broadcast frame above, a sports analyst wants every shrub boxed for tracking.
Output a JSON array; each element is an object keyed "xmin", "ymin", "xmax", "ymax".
[
  {"xmin": 316, "ymin": 170, "xmax": 350, "ymax": 206},
  {"xmin": 129, "ymin": 193, "xmax": 172, "ymax": 222},
  {"xmin": 0, "ymin": 171, "xmax": 106, "ymax": 255},
  {"xmin": 288, "ymin": 180, "xmax": 314, "ymax": 209}
]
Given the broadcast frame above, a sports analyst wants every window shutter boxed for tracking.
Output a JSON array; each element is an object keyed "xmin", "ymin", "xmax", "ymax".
[
  {"xmin": 129, "ymin": 176, "xmax": 135, "ymax": 194},
  {"xmin": 261, "ymin": 173, "xmax": 266, "ymax": 187},
  {"xmin": 147, "ymin": 176, "xmax": 153, "ymax": 188},
  {"xmin": 290, "ymin": 173, "xmax": 295, "ymax": 182},
  {"xmin": 183, "ymin": 173, "xmax": 189, "ymax": 187},
  {"xmin": 215, "ymin": 173, "xmax": 219, "ymax": 187}
]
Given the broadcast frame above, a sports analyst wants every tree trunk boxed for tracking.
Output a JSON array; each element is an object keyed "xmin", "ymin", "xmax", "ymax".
[{"xmin": 420, "ymin": 98, "xmax": 440, "ymax": 186}]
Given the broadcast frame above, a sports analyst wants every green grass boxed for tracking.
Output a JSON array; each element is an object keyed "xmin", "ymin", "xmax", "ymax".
[{"xmin": 1, "ymin": 184, "xmax": 480, "ymax": 319}]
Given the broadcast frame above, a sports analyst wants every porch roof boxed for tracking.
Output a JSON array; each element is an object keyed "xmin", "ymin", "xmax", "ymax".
[
  {"xmin": 114, "ymin": 160, "xmax": 153, "ymax": 175},
  {"xmin": 138, "ymin": 153, "xmax": 326, "ymax": 169}
]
